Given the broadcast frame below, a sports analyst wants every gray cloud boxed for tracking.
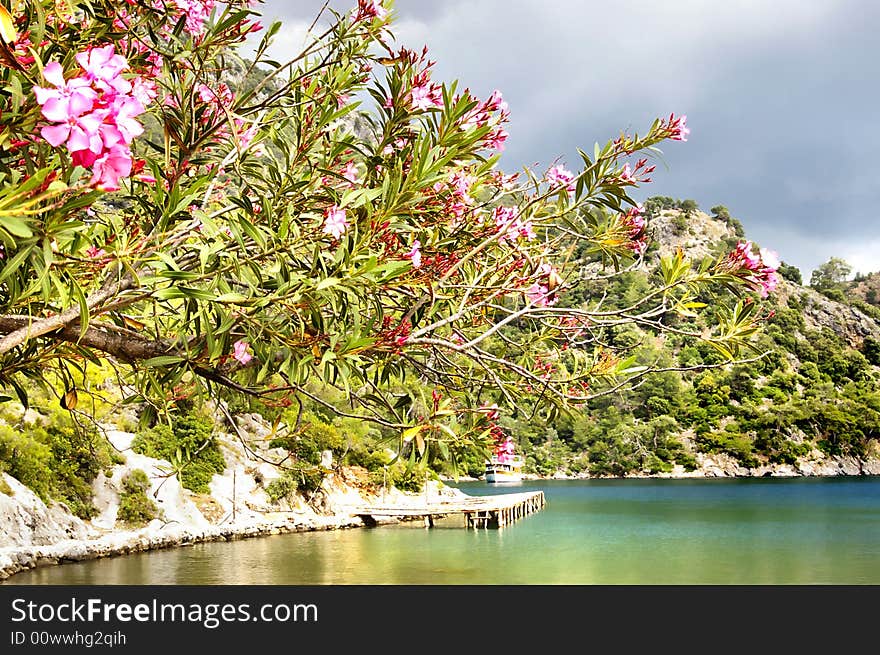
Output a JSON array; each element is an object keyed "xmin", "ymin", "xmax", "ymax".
[{"xmin": 255, "ymin": 0, "xmax": 880, "ymax": 276}]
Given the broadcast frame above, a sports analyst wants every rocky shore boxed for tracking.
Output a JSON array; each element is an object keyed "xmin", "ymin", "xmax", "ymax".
[
  {"xmin": 0, "ymin": 418, "xmax": 463, "ymax": 582},
  {"xmin": 3, "ymin": 412, "xmax": 879, "ymax": 582},
  {"xmin": 524, "ymin": 450, "xmax": 880, "ymax": 480}
]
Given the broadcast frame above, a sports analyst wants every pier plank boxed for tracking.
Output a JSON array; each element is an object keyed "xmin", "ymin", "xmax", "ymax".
[{"xmin": 342, "ymin": 490, "xmax": 545, "ymax": 528}]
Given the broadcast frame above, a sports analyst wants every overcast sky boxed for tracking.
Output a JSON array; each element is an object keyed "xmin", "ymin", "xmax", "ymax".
[{"xmin": 255, "ymin": 0, "xmax": 880, "ymax": 278}]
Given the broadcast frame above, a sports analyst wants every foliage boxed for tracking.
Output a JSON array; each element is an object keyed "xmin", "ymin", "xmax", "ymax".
[
  {"xmin": 389, "ymin": 462, "xmax": 427, "ymax": 492},
  {"xmin": 265, "ymin": 475, "xmax": 298, "ymax": 505},
  {"xmin": 116, "ymin": 469, "xmax": 158, "ymax": 525},
  {"xmin": 811, "ymin": 257, "xmax": 852, "ymax": 293},
  {"xmin": 0, "ymin": 0, "xmax": 778, "ymax": 476},
  {"xmin": 778, "ymin": 262, "xmax": 803, "ymax": 284},
  {"xmin": 132, "ymin": 412, "xmax": 225, "ymax": 493},
  {"xmin": 0, "ymin": 408, "xmax": 116, "ymax": 517}
]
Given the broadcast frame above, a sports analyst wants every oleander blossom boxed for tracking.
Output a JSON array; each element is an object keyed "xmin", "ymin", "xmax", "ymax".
[
  {"xmin": 409, "ymin": 81, "xmax": 443, "ymax": 111},
  {"xmin": 173, "ymin": 0, "xmax": 216, "ymax": 36},
  {"xmin": 407, "ymin": 240, "xmax": 422, "ymax": 268},
  {"xmin": 232, "ymin": 340, "xmax": 253, "ymax": 365},
  {"xmin": 322, "ymin": 205, "xmax": 349, "ymax": 239},
  {"xmin": 725, "ymin": 240, "xmax": 780, "ymax": 298},
  {"xmin": 525, "ymin": 283, "xmax": 551, "ymax": 307},
  {"xmin": 493, "ymin": 436, "xmax": 516, "ymax": 464},
  {"xmin": 663, "ymin": 113, "xmax": 690, "ymax": 142},
  {"xmin": 524, "ymin": 264, "xmax": 561, "ymax": 307},
  {"xmin": 494, "ymin": 206, "xmax": 535, "ymax": 242},
  {"xmin": 356, "ymin": 0, "xmax": 388, "ymax": 21},
  {"xmin": 546, "ymin": 165, "xmax": 576, "ymax": 194},
  {"xmin": 34, "ymin": 45, "xmax": 151, "ymax": 191},
  {"xmin": 621, "ymin": 205, "xmax": 648, "ymax": 254}
]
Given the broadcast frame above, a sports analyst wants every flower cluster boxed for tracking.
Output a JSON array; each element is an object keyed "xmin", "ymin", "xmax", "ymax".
[
  {"xmin": 35, "ymin": 45, "xmax": 153, "ymax": 191},
  {"xmin": 546, "ymin": 164, "xmax": 576, "ymax": 195},
  {"xmin": 620, "ymin": 205, "xmax": 648, "ymax": 254},
  {"xmin": 376, "ymin": 316, "xmax": 412, "ymax": 349},
  {"xmin": 493, "ymin": 435, "xmax": 517, "ymax": 463},
  {"xmin": 173, "ymin": 0, "xmax": 216, "ymax": 37},
  {"xmin": 524, "ymin": 263, "xmax": 562, "ymax": 308},
  {"xmin": 432, "ymin": 170, "xmax": 477, "ymax": 226},
  {"xmin": 406, "ymin": 240, "xmax": 422, "ymax": 268},
  {"xmin": 355, "ymin": 0, "xmax": 388, "ymax": 22},
  {"xmin": 617, "ymin": 158, "xmax": 656, "ymax": 185},
  {"xmin": 460, "ymin": 89, "xmax": 510, "ymax": 151},
  {"xmin": 494, "ymin": 206, "xmax": 535, "ymax": 242},
  {"xmin": 660, "ymin": 113, "xmax": 689, "ymax": 142},
  {"xmin": 323, "ymin": 205, "xmax": 349, "ymax": 239},
  {"xmin": 724, "ymin": 240, "xmax": 780, "ymax": 298}
]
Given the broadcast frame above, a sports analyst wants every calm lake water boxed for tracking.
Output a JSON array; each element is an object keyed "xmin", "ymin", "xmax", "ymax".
[{"xmin": 8, "ymin": 477, "xmax": 880, "ymax": 584}]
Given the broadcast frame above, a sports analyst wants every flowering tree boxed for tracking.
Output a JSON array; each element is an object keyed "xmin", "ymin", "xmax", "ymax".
[{"xmin": 0, "ymin": 1, "xmax": 777, "ymax": 463}]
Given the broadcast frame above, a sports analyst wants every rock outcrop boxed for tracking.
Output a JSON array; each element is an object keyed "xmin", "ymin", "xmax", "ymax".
[{"xmin": 0, "ymin": 411, "xmax": 465, "ymax": 581}]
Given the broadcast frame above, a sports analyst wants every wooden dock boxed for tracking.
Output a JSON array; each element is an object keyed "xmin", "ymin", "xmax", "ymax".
[{"xmin": 343, "ymin": 490, "xmax": 545, "ymax": 529}]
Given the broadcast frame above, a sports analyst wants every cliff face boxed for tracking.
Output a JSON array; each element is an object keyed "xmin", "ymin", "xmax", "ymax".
[
  {"xmin": 650, "ymin": 209, "xmax": 880, "ymax": 348},
  {"xmin": 848, "ymin": 272, "xmax": 880, "ymax": 306},
  {"xmin": 0, "ymin": 410, "xmax": 461, "ymax": 580},
  {"xmin": 786, "ymin": 283, "xmax": 880, "ymax": 348}
]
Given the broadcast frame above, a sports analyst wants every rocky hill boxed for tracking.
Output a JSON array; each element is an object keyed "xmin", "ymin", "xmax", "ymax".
[
  {"xmin": 848, "ymin": 272, "xmax": 880, "ymax": 307},
  {"xmin": 503, "ymin": 200, "xmax": 880, "ymax": 479},
  {"xmin": 649, "ymin": 208, "xmax": 880, "ymax": 348}
]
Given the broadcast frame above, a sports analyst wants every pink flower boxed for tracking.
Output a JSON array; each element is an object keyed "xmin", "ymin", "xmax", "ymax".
[
  {"xmin": 85, "ymin": 245, "xmax": 107, "ymax": 259},
  {"xmin": 665, "ymin": 113, "xmax": 690, "ymax": 141},
  {"xmin": 725, "ymin": 240, "xmax": 779, "ymax": 298},
  {"xmin": 357, "ymin": 0, "xmax": 388, "ymax": 20},
  {"xmin": 322, "ymin": 205, "xmax": 349, "ymax": 239},
  {"xmin": 519, "ymin": 220, "xmax": 536, "ymax": 240},
  {"xmin": 89, "ymin": 145, "xmax": 132, "ymax": 191},
  {"xmin": 232, "ymin": 340, "xmax": 252, "ymax": 365},
  {"xmin": 130, "ymin": 78, "xmax": 158, "ymax": 106},
  {"xmin": 546, "ymin": 165, "xmax": 576, "ymax": 194},
  {"xmin": 485, "ymin": 127, "xmax": 508, "ymax": 151},
  {"xmin": 409, "ymin": 83, "xmax": 443, "ymax": 111},
  {"xmin": 40, "ymin": 111, "xmax": 102, "ymax": 152},
  {"xmin": 75, "ymin": 45, "xmax": 131, "ymax": 95},
  {"xmin": 341, "ymin": 161, "xmax": 359, "ymax": 185},
  {"xmin": 484, "ymin": 89, "xmax": 507, "ymax": 113},
  {"xmin": 34, "ymin": 62, "xmax": 97, "ymax": 121},
  {"xmin": 759, "ymin": 248, "xmax": 781, "ymax": 271},
  {"xmin": 173, "ymin": 0, "xmax": 215, "ymax": 36},
  {"xmin": 525, "ymin": 283, "xmax": 551, "ymax": 307},
  {"xmin": 36, "ymin": 44, "xmax": 152, "ymax": 192},
  {"xmin": 110, "ymin": 96, "xmax": 146, "ymax": 144},
  {"xmin": 407, "ymin": 240, "xmax": 422, "ymax": 268}
]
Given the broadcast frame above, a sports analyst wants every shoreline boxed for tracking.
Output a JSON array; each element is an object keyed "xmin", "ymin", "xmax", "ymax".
[
  {"xmin": 0, "ymin": 511, "xmax": 365, "ymax": 583},
  {"xmin": 448, "ymin": 451, "xmax": 880, "ymax": 482},
  {"xmin": 4, "ymin": 452, "xmax": 879, "ymax": 582}
]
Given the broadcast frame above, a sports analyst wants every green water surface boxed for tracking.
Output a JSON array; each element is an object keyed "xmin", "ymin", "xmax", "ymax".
[{"xmin": 7, "ymin": 476, "xmax": 880, "ymax": 584}]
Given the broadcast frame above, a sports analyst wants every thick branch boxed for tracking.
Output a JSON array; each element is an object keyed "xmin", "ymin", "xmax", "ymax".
[{"xmin": 0, "ymin": 274, "xmax": 136, "ymax": 355}]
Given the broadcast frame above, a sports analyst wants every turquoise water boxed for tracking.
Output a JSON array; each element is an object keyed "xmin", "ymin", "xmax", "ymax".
[{"xmin": 7, "ymin": 477, "xmax": 880, "ymax": 584}]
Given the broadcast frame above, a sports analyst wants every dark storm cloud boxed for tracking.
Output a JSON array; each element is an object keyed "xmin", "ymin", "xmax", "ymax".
[{"xmin": 255, "ymin": 0, "xmax": 880, "ymax": 276}]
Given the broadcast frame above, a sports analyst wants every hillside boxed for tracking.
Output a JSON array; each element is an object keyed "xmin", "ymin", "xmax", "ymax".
[
  {"xmin": 499, "ymin": 200, "xmax": 880, "ymax": 478},
  {"xmin": 848, "ymin": 272, "xmax": 880, "ymax": 308}
]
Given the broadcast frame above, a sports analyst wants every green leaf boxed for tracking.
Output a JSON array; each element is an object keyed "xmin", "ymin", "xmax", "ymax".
[
  {"xmin": 402, "ymin": 425, "xmax": 423, "ymax": 443},
  {"xmin": 316, "ymin": 277, "xmax": 340, "ymax": 291},
  {"xmin": 142, "ymin": 355, "xmax": 186, "ymax": 367},
  {"xmin": 0, "ymin": 216, "xmax": 33, "ymax": 238}
]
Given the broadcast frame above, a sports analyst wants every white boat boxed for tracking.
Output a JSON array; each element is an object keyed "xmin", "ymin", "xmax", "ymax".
[{"xmin": 484, "ymin": 454, "xmax": 524, "ymax": 483}]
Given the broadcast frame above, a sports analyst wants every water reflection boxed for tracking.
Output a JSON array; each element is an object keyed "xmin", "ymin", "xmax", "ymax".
[{"xmin": 6, "ymin": 477, "xmax": 879, "ymax": 584}]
